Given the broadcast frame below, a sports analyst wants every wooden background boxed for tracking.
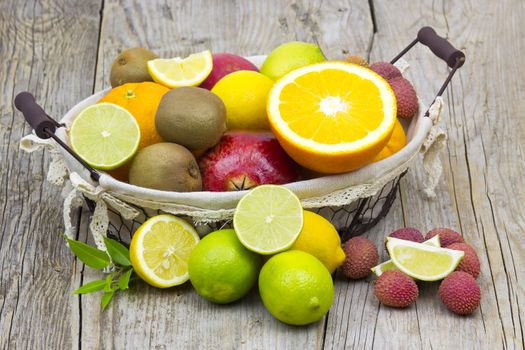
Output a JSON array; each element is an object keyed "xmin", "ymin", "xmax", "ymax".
[{"xmin": 1, "ymin": 0, "xmax": 524, "ymax": 349}]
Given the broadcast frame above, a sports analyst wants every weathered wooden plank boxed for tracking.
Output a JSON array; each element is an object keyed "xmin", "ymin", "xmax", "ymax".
[
  {"xmin": 0, "ymin": 1, "xmax": 102, "ymax": 349},
  {"xmin": 326, "ymin": 0, "xmax": 525, "ymax": 349},
  {"xmin": 78, "ymin": 1, "xmax": 372, "ymax": 349}
]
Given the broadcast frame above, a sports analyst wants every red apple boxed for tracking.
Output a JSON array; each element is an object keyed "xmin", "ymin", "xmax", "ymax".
[
  {"xmin": 200, "ymin": 53, "xmax": 258, "ymax": 90},
  {"xmin": 198, "ymin": 132, "xmax": 299, "ymax": 191}
]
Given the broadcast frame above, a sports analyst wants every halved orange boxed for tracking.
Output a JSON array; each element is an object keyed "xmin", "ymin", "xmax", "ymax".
[{"xmin": 267, "ymin": 61, "xmax": 397, "ymax": 173}]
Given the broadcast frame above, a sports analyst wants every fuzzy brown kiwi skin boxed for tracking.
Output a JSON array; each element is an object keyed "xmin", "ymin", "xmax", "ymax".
[
  {"xmin": 129, "ymin": 143, "xmax": 202, "ymax": 192},
  {"xmin": 110, "ymin": 48, "xmax": 158, "ymax": 87}
]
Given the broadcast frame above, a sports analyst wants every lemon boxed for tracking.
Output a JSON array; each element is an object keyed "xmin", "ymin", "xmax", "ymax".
[
  {"xmin": 386, "ymin": 237, "xmax": 464, "ymax": 281},
  {"xmin": 233, "ymin": 185, "xmax": 304, "ymax": 255},
  {"xmin": 69, "ymin": 103, "xmax": 140, "ymax": 170},
  {"xmin": 259, "ymin": 250, "xmax": 334, "ymax": 325},
  {"xmin": 130, "ymin": 214, "xmax": 200, "ymax": 288},
  {"xmin": 147, "ymin": 50, "xmax": 213, "ymax": 88},
  {"xmin": 260, "ymin": 41, "xmax": 326, "ymax": 81},
  {"xmin": 188, "ymin": 229, "xmax": 261, "ymax": 304},
  {"xmin": 290, "ymin": 210, "xmax": 345, "ymax": 273},
  {"xmin": 371, "ymin": 235, "xmax": 442, "ymax": 276},
  {"xmin": 211, "ymin": 70, "xmax": 273, "ymax": 130}
]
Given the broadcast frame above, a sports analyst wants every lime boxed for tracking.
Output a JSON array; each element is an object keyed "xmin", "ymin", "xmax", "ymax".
[
  {"xmin": 188, "ymin": 229, "xmax": 261, "ymax": 304},
  {"xmin": 130, "ymin": 214, "xmax": 200, "ymax": 288},
  {"xmin": 290, "ymin": 210, "xmax": 345, "ymax": 273},
  {"xmin": 386, "ymin": 237, "xmax": 464, "ymax": 281},
  {"xmin": 233, "ymin": 185, "xmax": 304, "ymax": 255},
  {"xmin": 69, "ymin": 102, "xmax": 140, "ymax": 170},
  {"xmin": 211, "ymin": 70, "xmax": 274, "ymax": 130},
  {"xmin": 259, "ymin": 250, "xmax": 334, "ymax": 325},
  {"xmin": 371, "ymin": 235, "xmax": 441, "ymax": 276},
  {"xmin": 260, "ymin": 41, "xmax": 325, "ymax": 81},
  {"xmin": 147, "ymin": 50, "xmax": 213, "ymax": 88}
]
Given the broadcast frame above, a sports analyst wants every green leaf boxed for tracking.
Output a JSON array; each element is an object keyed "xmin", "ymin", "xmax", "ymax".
[
  {"xmin": 104, "ymin": 274, "xmax": 114, "ymax": 292},
  {"xmin": 117, "ymin": 269, "xmax": 133, "ymax": 290},
  {"xmin": 72, "ymin": 279, "xmax": 107, "ymax": 295},
  {"xmin": 101, "ymin": 291, "xmax": 115, "ymax": 310},
  {"xmin": 67, "ymin": 239, "xmax": 110, "ymax": 269},
  {"xmin": 104, "ymin": 237, "xmax": 132, "ymax": 267}
]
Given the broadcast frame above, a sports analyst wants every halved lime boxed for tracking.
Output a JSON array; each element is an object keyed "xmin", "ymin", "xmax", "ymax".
[
  {"xmin": 69, "ymin": 102, "xmax": 141, "ymax": 170},
  {"xmin": 386, "ymin": 237, "xmax": 464, "ymax": 281},
  {"xmin": 371, "ymin": 235, "xmax": 441, "ymax": 276},
  {"xmin": 233, "ymin": 185, "xmax": 304, "ymax": 255}
]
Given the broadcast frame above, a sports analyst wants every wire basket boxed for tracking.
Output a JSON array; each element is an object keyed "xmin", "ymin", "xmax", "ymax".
[{"xmin": 17, "ymin": 27, "xmax": 464, "ymax": 247}]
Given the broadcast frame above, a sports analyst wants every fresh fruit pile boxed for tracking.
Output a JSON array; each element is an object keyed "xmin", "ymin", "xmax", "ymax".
[
  {"xmin": 68, "ymin": 42, "xmax": 415, "ymax": 190},
  {"xmin": 340, "ymin": 226, "xmax": 482, "ymax": 315}
]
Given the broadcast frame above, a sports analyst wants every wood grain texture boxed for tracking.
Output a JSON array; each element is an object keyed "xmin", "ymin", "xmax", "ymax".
[
  {"xmin": 0, "ymin": 1, "xmax": 102, "ymax": 349},
  {"xmin": 2, "ymin": 0, "xmax": 525, "ymax": 349}
]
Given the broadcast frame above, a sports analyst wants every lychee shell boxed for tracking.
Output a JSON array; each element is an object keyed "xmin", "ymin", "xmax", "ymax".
[
  {"xmin": 388, "ymin": 227, "xmax": 424, "ymax": 243},
  {"xmin": 448, "ymin": 243, "xmax": 481, "ymax": 278},
  {"xmin": 439, "ymin": 271, "xmax": 481, "ymax": 315},
  {"xmin": 374, "ymin": 270, "xmax": 419, "ymax": 308},
  {"xmin": 389, "ymin": 77, "xmax": 418, "ymax": 119},
  {"xmin": 341, "ymin": 236, "xmax": 378, "ymax": 279},
  {"xmin": 425, "ymin": 227, "xmax": 464, "ymax": 247}
]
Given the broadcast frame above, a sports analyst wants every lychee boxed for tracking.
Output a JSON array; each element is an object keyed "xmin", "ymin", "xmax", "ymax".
[
  {"xmin": 341, "ymin": 236, "xmax": 379, "ymax": 279},
  {"xmin": 374, "ymin": 270, "xmax": 419, "ymax": 308},
  {"xmin": 425, "ymin": 228, "xmax": 464, "ymax": 247},
  {"xmin": 448, "ymin": 243, "xmax": 481, "ymax": 278},
  {"xmin": 388, "ymin": 227, "xmax": 424, "ymax": 243},
  {"xmin": 439, "ymin": 271, "xmax": 481, "ymax": 315},
  {"xmin": 369, "ymin": 61, "xmax": 402, "ymax": 81},
  {"xmin": 389, "ymin": 77, "xmax": 419, "ymax": 119},
  {"xmin": 345, "ymin": 55, "xmax": 369, "ymax": 67}
]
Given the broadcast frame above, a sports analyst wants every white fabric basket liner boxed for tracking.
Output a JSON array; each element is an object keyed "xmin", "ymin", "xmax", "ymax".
[{"xmin": 20, "ymin": 55, "xmax": 447, "ymax": 249}]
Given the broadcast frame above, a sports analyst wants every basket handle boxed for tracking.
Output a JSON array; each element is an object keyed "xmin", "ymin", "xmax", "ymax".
[{"xmin": 14, "ymin": 92, "xmax": 100, "ymax": 181}]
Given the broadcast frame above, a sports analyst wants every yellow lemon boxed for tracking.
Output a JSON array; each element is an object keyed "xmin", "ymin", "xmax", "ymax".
[{"xmin": 290, "ymin": 210, "xmax": 345, "ymax": 273}]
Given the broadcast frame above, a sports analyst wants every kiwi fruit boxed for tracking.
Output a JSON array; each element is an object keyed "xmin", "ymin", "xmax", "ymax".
[
  {"xmin": 155, "ymin": 87, "xmax": 227, "ymax": 150},
  {"xmin": 129, "ymin": 143, "xmax": 202, "ymax": 192},
  {"xmin": 110, "ymin": 47, "xmax": 158, "ymax": 87}
]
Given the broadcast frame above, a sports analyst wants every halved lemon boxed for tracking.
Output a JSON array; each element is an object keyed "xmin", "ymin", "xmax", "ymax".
[
  {"xmin": 130, "ymin": 214, "xmax": 200, "ymax": 288},
  {"xmin": 69, "ymin": 103, "xmax": 140, "ymax": 170},
  {"xmin": 371, "ymin": 235, "xmax": 441, "ymax": 276},
  {"xmin": 267, "ymin": 61, "xmax": 396, "ymax": 173},
  {"xmin": 386, "ymin": 237, "xmax": 464, "ymax": 281},
  {"xmin": 147, "ymin": 50, "xmax": 213, "ymax": 88}
]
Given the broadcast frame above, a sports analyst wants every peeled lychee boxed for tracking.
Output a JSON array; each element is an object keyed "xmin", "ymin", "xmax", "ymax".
[
  {"xmin": 369, "ymin": 61, "xmax": 402, "ymax": 81},
  {"xmin": 341, "ymin": 236, "xmax": 379, "ymax": 279},
  {"xmin": 374, "ymin": 270, "xmax": 419, "ymax": 308},
  {"xmin": 425, "ymin": 228, "xmax": 464, "ymax": 247},
  {"xmin": 345, "ymin": 55, "xmax": 369, "ymax": 67},
  {"xmin": 388, "ymin": 227, "xmax": 424, "ymax": 243},
  {"xmin": 389, "ymin": 77, "xmax": 418, "ymax": 119},
  {"xmin": 439, "ymin": 271, "xmax": 481, "ymax": 315},
  {"xmin": 448, "ymin": 243, "xmax": 481, "ymax": 278}
]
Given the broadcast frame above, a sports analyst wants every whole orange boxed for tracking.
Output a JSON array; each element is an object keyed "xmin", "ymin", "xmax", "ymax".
[
  {"xmin": 98, "ymin": 82, "xmax": 169, "ymax": 181},
  {"xmin": 373, "ymin": 118, "xmax": 407, "ymax": 162}
]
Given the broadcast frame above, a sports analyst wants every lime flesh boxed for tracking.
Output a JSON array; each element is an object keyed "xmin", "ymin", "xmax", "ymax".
[
  {"xmin": 233, "ymin": 185, "xmax": 304, "ymax": 255},
  {"xmin": 69, "ymin": 102, "xmax": 140, "ymax": 170},
  {"xmin": 386, "ymin": 237, "xmax": 464, "ymax": 281}
]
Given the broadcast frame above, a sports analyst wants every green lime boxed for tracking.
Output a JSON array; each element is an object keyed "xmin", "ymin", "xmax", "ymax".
[
  {"xmin": 188, "ymin": 229, "xmax": 262, "ymax": 304},
  {"xmin": 386, "ymin": 237, "xmax": 464, "ymax": 281},
  {"xmin": 69, "ymin": 102, "xmax": 140, "ymax": 170},
  {"xmin": 371, "ymin": 235, "xmax": 442, "ymax": 276},
  {"xmin": 233, "ymin": 185, "xmax": 304, "ymax": 255},
  {"xmin": 259, "ymin": 250, "xmax": 334, "ymax": 325},
  {"xmin": 260, "ymin": 41, "xmax": 326, "ymax": 81}
]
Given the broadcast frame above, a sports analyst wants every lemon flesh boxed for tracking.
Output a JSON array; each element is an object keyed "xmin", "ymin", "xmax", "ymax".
[
  {"xmin": 130, "ymin": 214, "xmax": 200, "ymax": 288},
  {"xmin": 69, "ymin": 102, "xmax": 140, "ymax": 170},
  {"xmin": 386, "ymin": 237, "xmax": 464, "ymax": 281},
  {"xmin": 147, "ymin": 50, "xmax": 213, "ymax": 88},
  {"xmin": 233, "ymin": 185, "xmax": 304, "ymax": 255}
]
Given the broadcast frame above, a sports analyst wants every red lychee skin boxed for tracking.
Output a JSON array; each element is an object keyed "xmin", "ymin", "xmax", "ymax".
[
  {"xmin": 389, "ymin": 77, "xmax": 418, "ymax": 119},
  {"xmin": 439, "ymin": 271, "xmax": 481, "ymax": 315},
  {"xmin": 369, "ymin": 61, "xmax": 402, "ymax": 81},
  {"xmin": 374, "ymin": 270, "xmax": 419, "ymax": 308},
  {"xmin": 388, "ymin": 227, "xmax": 424, "ymax": 243},
  {"xmin": 341, "ymin": 236, "xmax": 379, "ymax": 279},
  {"xmin": 425, "ymin": 228, "xmax": 464, "ymax": 247},
  {"xmin": 198, "ymin": 132, "xmax": 299, "ymax": 191},
  {"xmin": 200, "ymin": 53, "xmax": 258, "ymax": 90},
  {"xmin": 448, "ymin": 243, "xmax": 481, "ymax": 278}
]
